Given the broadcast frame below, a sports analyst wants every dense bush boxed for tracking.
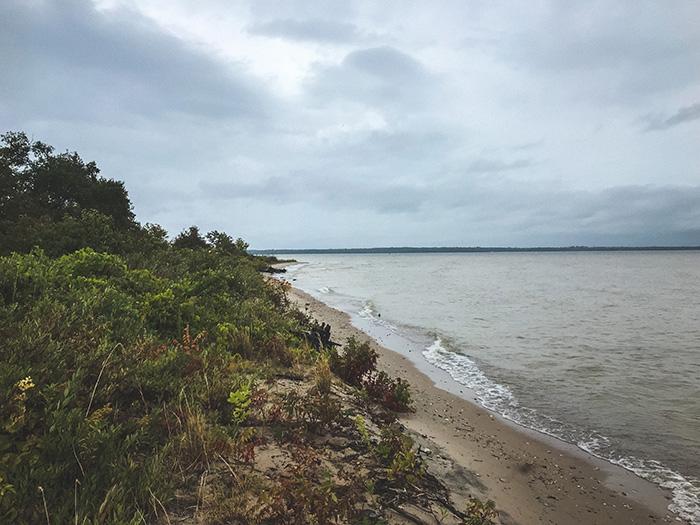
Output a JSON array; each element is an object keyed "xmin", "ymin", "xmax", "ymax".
[
  {"xmin": 331, "ymin": 337, "xmax": 378, "ymax": 386},
  {"xmin": 330, "ymin": 337, "xmax": 412, "ymax": 412},
  {"xmin": 0, "ymin": 246, "xmax": 303, "ymax": 523},
  {"xmin": 0, "ymin": 131, "xmax": 137, "ymax": 257}
]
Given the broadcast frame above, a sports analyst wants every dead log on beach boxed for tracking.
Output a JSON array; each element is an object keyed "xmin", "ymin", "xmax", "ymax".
[
  {"xmin": 263, "ymin": 265, "xmax": 287, "ymax": 274},
  {"xmin": 295, "ymin": 322, "xmax": 339, "ymax": 351}
]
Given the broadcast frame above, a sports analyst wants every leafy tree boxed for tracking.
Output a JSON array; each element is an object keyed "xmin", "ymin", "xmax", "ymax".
[
  {"xmin": 206, "ymin": 230, "xmax": 249, "ymax": 255},
  {"xmin": 0, "ymin": 131, "xmax": 136, "ymax": 255},
  {"xmin": 172, "ymin": 225, "xmax": 209, "ymax": 250},
  {"xmin": 0, "ymin": 131, "xmax": 51, "ymax": 223}
]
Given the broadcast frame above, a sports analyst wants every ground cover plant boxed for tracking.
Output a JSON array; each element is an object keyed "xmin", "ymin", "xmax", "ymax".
[{"xmin": 0, "ymin": 246, "xmax": 293, "ymax": 522}]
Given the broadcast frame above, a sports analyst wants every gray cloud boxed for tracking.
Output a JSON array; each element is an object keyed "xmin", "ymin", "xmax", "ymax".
[
  {"xmin": 513, "ymin": 185, "xmax": 700, "ymax": 246},
  {"xmin": 497, "ymin": 2, "xmax": 700, "ymax": 103},
  {"xmin": 1, "ymin": 0, "xmax": 698, "ymax": 248},
  {"xmin": 247, "ymin": 0, "xmax": 355, "ymax": 23},
  {"xmin": 199, "ymin": 160, "xmax": 700, "ymax": 246},
  {"xmin": 325, "ymin": 129, "xmax": 453, "ymax": 172},
  {"xmin": 466, "ymin": 158, "xmax": 533, "ymax": 174},
  {"xmin": 306, "ymin": 46, "xmax": 430, "ymax": 108},
  {"xmin": 200, "ymin": 170, "xmax": 428, "ymax": 215},
  {"xmin": 356, "ymin": 182, "xmax": 700, "ymax": 247},
  {"xmin": 645, "ymin": 102, "xmax": 700, "ymax": 132},
  {"xmin": 344, "ymin": 46, "xmax": 427, "ymax": 81},
  {"xmin": 0, "ymin": 0, "xmax": 271, "ymax": 125},
  {"xmin": 247, "ymin": 18, "xmax": 367, "ymax": 43}
]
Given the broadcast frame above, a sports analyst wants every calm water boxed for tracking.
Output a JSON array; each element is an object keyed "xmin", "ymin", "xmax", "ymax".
[{"xmin": 281, "ymin": 252, "xmax": 700, "ymax": 523}]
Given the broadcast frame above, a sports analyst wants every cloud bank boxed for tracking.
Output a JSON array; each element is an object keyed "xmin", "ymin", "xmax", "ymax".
[{"xmin": 1, "ymin": 0, "xmax": 698, "ymax": 247}]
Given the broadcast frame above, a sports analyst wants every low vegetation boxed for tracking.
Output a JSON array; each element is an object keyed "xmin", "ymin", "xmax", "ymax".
[{"xmin": 0, "ymin": 132, "xmax": 496, "ymax": 524}]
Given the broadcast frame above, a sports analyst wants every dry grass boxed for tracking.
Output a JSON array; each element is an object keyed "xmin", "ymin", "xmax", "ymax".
[{"xmin": 313, "ymin": 356, "xmax": 333, "ymax": 395}]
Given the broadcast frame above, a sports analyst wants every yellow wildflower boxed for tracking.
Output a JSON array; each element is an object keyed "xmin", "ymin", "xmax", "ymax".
[
  {"xmin": 86, "ymin": 403, "xmax": 113, "ymax": 424},
  {"xmin": 17, "ymin": 376, "xmax": 34, "ymax": 392}
]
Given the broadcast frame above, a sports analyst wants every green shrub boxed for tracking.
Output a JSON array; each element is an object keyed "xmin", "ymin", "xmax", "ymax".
[
  {"xmin": 0, "ymin": 242, "xmax": 308, "ymax": 523},
  {"xmin": 330, "ymin": 337, "xmax": 378, "ymax": 386},
  {"xmin": 363, "ymin": 372, "xmax": 413, "ymax": 412}
]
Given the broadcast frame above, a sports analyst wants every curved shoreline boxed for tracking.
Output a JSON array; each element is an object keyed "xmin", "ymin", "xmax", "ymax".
[{"xmin": 288, "ymin": 286, "xmax": 688, "ymax": 524}]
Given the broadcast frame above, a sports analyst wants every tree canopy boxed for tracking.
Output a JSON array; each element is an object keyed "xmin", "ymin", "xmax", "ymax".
[{"xmin": 0, "ymin": 131, "xmax": 136, "ymax": 255}]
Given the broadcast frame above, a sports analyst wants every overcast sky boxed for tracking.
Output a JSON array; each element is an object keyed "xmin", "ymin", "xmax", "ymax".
[{"xmin": 2, "ymin": 0, "xmax": 699, "ymax": 248}]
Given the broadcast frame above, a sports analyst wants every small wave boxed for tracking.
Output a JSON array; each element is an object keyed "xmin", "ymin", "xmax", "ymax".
[
  {"xmin": 359, "ymin": 300, "xmax": 401, "ymax": 333},
  {"xmin": 423, "ymin": 337, "xmax": 700, "ymax": 524},
  {"xmin": 318, "ymin": 286, "xmax": 333, "ymax": 294},
  {"xmin": 423, "ymin": 338, "xmax": 517, "ymax": 412},
  {"xmin": 360, "ymin": 299, "xmax": 378, "ymax": 318},
  {"xmin": 611, "ymin": 455, "xmax": 700, "ymax": 524}
]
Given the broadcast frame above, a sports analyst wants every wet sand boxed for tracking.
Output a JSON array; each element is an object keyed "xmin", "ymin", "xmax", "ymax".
[{"xmin": 288, "ymin": 286, "xmax": 687, "ymax": 524}]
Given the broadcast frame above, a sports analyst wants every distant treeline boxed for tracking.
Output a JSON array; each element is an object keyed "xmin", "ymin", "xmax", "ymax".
[{"xmin": 253, "ymin": 245, "xmax": 700, "ymax": 255}]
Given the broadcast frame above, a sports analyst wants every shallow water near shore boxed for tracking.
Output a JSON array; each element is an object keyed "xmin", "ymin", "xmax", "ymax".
[{"xmin": 281, "ymin": 251, "xmax": 700, "ymax": 524}]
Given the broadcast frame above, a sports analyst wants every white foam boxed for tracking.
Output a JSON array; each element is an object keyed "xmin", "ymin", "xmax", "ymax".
[
  {"xmin": 424, "ymin": 336, "xmax": 700, "ymax": 524},
  {"xmin": 359, "ymin": 299, "xmax": 377, "ymax": 318},
  {"xmin": 423, "ymin": 338, "xmax": 517, "ymax": 411}
]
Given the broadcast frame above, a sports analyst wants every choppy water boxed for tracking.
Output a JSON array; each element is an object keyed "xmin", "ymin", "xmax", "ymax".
[{"xmin": 281, "ymin": 251, "xmax": 700, "ymax": 523}]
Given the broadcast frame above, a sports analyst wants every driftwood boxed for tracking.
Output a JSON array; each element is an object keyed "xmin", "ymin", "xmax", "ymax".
[
  {"xmin": 263, "ymin": 266, "xmax": 286, "ymax": 274},
  {"xmin": 295, "ymin": 322, "xmax": 339, "ymax": 351}
]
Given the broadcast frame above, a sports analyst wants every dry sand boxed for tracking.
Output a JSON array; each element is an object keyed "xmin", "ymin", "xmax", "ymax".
[{"xmin": 287, "ymin": 286, "xmax": 688, "ymax": 525}]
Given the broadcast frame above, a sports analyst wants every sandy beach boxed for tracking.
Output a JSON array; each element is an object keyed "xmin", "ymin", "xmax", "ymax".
[{"xmin": 287, "ymin": 286, "xmax": 688, "ymax": 525}]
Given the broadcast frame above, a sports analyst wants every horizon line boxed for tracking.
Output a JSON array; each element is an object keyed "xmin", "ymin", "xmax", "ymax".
[{"xmin": 252, "ymin": 245, "xmax": 700, "ymax": 254}]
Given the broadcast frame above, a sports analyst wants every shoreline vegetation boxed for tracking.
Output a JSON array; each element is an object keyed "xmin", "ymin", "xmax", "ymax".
[{"xmin": 0, "ymin": 131, "xmax": 689, "ymax": 523}]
